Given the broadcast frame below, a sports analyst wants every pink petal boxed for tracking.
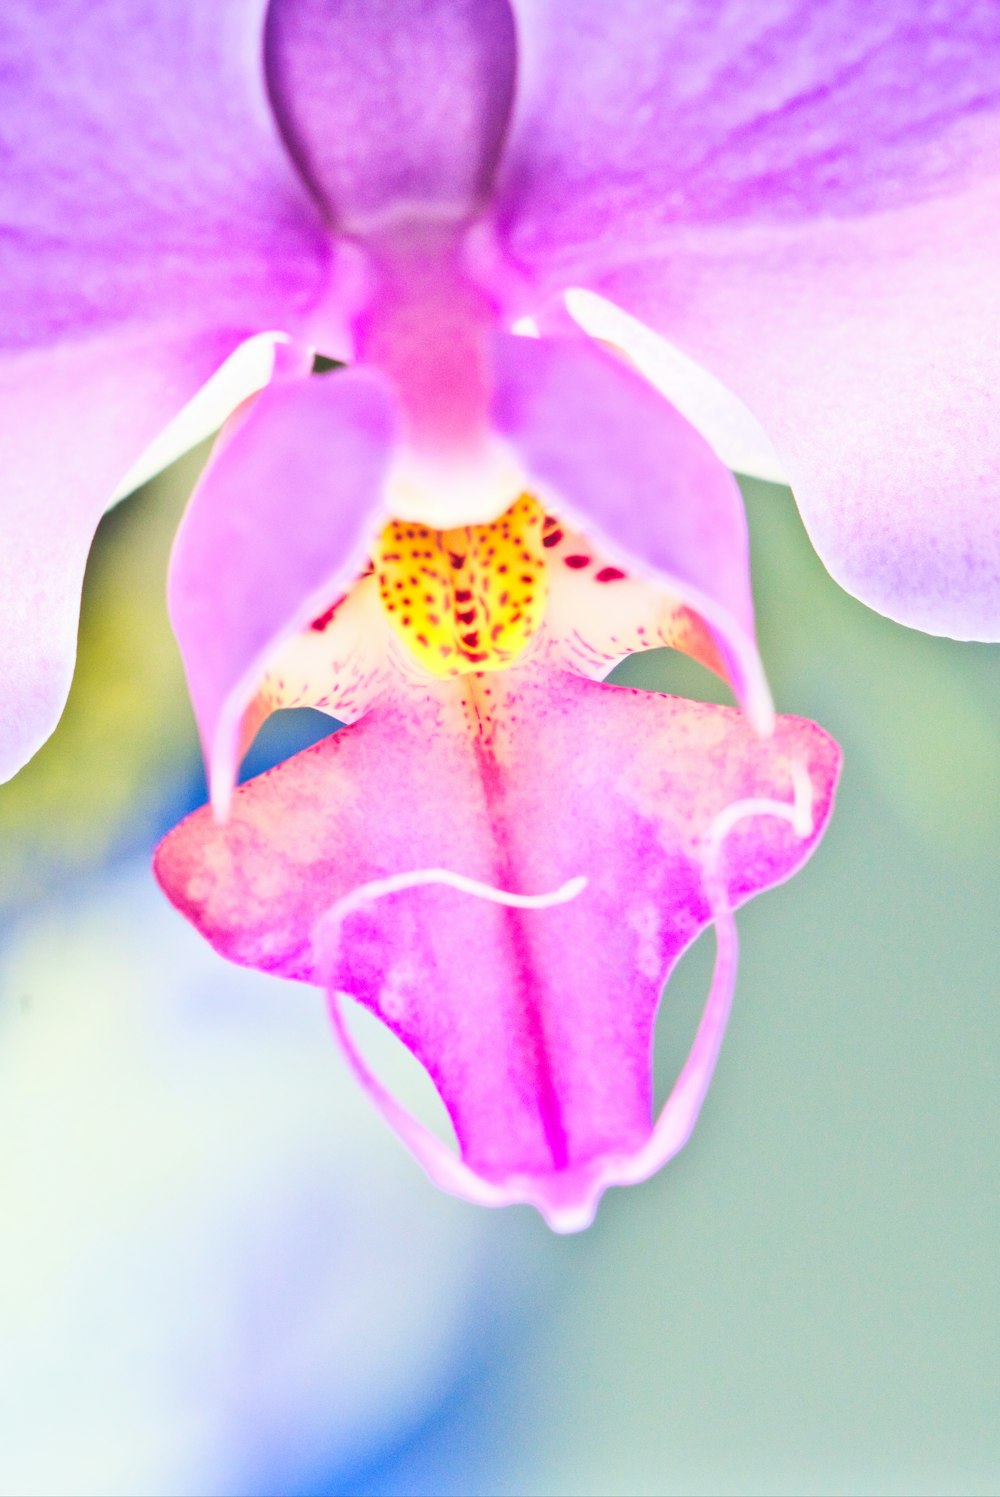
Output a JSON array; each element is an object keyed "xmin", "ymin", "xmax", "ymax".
[
  {"xmin": 155, "ymin": 669, "xmax": 840, "ymax": 1229},
  {"xmin": 492, "ymin": 332, "xmax": 772, "ymax": 728},
  {"xmin": 2, "ymin": 1, "xmax": 330, "ymax": 352},
  {"xmin": 264, "ymin": 0, "xmax": 515, "ymax": 230},
  {"xmin": 491, "ymin": 5, "xmax": 1000, "ymax": 639},
  {"xmin": 0, "ymin": 332, "xmax": 242, "ymax": 781},
  {"xmin": 1, "ymin": 0, "xmax": 339, "ymax": 776},
  {"xmin": 168, "ymin": 366, "xmax": 398, "ymax": 813},
  {"xmin": 496, "ymin": 4, "xmax": 1000, "ymax": 272},
  {"xmin": 595, "ymin": 177, "xmax": 1000, "ymax": 638}
]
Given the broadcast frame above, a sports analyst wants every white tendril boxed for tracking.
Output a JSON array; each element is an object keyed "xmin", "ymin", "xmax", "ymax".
[
  {"xmin": 320, "ymin": 868, "xmax": 590, "ymax": 1227},
  {"xmin": 702, "ymin": 755, "xmax": 814, "ymax": 869},
  {"xmin": 627, "ymin": 757, "xmax": 817, "ymax": 1183},
  {"xmin": 324, "ymin": 867, "xmax": 587, "ymax": 934},
  {"xmin": 319, "ymin": 759, "xmax": 816, "ymax": 1231}
]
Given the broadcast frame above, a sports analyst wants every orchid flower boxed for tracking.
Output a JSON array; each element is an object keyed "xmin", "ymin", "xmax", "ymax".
[{"xmin": 4, "ymin": 2, "xmax": 995, "ymax": 1225}]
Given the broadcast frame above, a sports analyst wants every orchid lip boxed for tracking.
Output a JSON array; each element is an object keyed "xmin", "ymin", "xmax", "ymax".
[
  {"xmin": 154, "ymin": 663, "xmax": 841, "ymax": 1234},
  {"xmin": 320, "ymin": 764, "xmax": 817, "ymax": 1232}
]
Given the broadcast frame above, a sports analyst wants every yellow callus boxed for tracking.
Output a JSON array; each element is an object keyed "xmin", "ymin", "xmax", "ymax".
[{"xmin": 374, "ymin": 493, "xmax": 549, "ymax": 676}]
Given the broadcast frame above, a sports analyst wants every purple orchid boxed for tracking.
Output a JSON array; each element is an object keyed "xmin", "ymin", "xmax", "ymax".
[
  {"xmin": 155, "ymin": 495, "xmax": 839, "ymax": 1228},
  {"xmin": 3, "ymin": 2, "xmax": 996, "ymax": 1226}
]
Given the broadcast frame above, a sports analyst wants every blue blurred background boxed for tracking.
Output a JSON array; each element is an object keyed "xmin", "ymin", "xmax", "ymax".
[{"xmin": 0, "ymin": 447, "xmax": 996, "ymax": 1496}]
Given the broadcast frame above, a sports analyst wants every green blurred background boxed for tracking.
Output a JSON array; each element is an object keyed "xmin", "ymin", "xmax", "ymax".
[{"xmin": 0, "ymin": 451, "xmax": 996, "ymax": 1496}]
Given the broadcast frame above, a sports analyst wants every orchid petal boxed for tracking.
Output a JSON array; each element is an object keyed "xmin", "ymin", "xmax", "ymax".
[
  {"xmin": 492, "ymin": 4, "xmax": 1000, "ymax": 639},
  {"xmin": 168, "ymin": 366, "xmax": 398, "ymax": 814},
  {"xmin": 595, "ymin": 178, "xmax": 1000, "ymax": 638},
  {"xmin": 1, "ymin": 1, "xmax": 330, "ymax": 354},
  {"xmin": 264, "ymin": 0, "xmax": 515, "ymax": 231},
  {"xmin": 491, "ymin": 333, "xmax": 772, "ymax": 728},
  {"xmin": 0, "ymin": 332, "xmax": 242, "ymax": 782},
  {"xmin": 0, "ymin": 0, "xmax": 341, "ymax": 776},
  {"xmin": 154, "ymin": 670, "xmax": 840, "ymax": 1229},
  {"xmin": 497, "ymin": 3, "xmax": 1000, "ymax": 274}
]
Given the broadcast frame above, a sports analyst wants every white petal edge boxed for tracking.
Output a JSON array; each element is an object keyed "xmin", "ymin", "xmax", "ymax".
[
  {"xmin": 565, "ymin": 288, "xmax": 787, "ymax": 486},
  {"xmin": 109, "ymin": 332, "xmax": 285, "ymax": 503}
]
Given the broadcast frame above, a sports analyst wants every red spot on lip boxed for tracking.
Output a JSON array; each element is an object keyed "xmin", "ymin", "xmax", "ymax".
[
  {"xmin": 564, "ymin": 554, "xmax": 591, "ymax": 569},
  {"xmin": 542, "ymin": 529, "xmax": 563, "ymax": 548},
  {"xmin": 457, "ymin": 608, "xmax": 477, "ymax": 625},
  {"xmin": 309, "ymin": 600, "xmax": 339, "ymax": 631},
  {"xmin": 595, "ymin": 566, "xmax": 626, "ymax": 582},
  {"xmin": 455, "ymin": 588, "xmax": 473, "ymax": 603},
  {"xmin": 461, "ymin": 630, "xmax": 480, "ymax": 647}
]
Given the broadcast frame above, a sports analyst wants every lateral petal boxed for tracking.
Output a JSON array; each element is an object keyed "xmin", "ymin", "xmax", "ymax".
[
  {"xmin": 0, "ymin": 0, "xmax": 338, "ymax": 775},
  {"xmin": 168, "ymin": 366, "xmax": 398, "ymax": 812},
  {"xmin": 491, "ymin": 333, "xmax": 772, "ymax": 727}
]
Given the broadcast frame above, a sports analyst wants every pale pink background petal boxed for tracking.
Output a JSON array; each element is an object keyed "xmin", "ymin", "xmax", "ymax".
[
  {"xmin": 595, "ymin": 180, "xmax": 1000, "ymax": 639},
  {"xmin": 1, "ymin": 0, "xmax": 329, "ymax": 354},
  {"xmin": 497, "ymin": 1, "xmax": 1000, "ymax": 270},
  {"xmin": 0, "ymin": 0, "xmax": 337, "ymax": 776}
]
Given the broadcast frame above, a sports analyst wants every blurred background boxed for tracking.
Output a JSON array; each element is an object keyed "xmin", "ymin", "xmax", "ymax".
[{"xmin": 0, "ymin": 446, "xmax": 996, "ymax": 1496}]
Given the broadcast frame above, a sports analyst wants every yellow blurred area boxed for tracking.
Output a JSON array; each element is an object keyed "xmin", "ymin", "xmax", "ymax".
[{"xmin": 0, "ymin": 447, "xmax": 208, "ymax": 909}]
